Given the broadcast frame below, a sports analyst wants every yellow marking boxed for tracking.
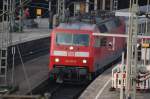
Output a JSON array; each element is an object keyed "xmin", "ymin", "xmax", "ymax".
[
  {"xmin": 142, "ymin": 43, "xmax": 149, "ymax": 48},
  {"xmin": 36, "ymin": 9, "xmax": 42, "ymax": 16}
]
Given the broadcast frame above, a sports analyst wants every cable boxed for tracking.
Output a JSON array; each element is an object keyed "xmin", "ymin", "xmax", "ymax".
[{"xmin": 17, "ymin": 45, "xmax": 32, "ymax": 95}]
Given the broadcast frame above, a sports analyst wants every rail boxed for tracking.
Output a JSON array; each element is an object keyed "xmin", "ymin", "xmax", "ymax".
[{"xmin": 0, "ymin": 95, "xmax": 43, "ymax": 99}]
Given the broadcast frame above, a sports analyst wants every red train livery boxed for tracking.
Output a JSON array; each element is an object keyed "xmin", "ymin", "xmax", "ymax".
[{"xmin": 49, "ymin": 16, "xmax": 125, "ymax": 82}]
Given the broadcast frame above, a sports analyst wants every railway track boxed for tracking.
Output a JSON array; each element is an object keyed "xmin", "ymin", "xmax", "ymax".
[
  {"xmin": 31, "ymin": 61, "xmax": 120, "ymax": 99},
  {"xmin": 32, "ymin": 79, "xmax": 89, "ymax": 99},
  {"xmin": 50, "ymin": 83, "xmax": 88, "ymax": 99},
  {"xmin": 30, "ymin": 57, "xmax": 121, "ymax": 99}
]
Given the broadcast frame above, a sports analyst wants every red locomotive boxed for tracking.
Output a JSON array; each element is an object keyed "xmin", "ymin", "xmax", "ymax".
[{"xmin": 49, "ymin": 15, "xmax": 126, "ymax": 82}]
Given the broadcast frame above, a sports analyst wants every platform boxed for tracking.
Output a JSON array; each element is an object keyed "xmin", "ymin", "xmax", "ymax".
[
  {"xmin": 79, "ymin": 64, "xmax": 150, "ymax": 99},
  {"xmin": 10, "ymin": 28, "xmax": 50, "ymax": 46},
  {"xmin": 0, "ymin": 18, "xmax": 50, "ymax": 46}
]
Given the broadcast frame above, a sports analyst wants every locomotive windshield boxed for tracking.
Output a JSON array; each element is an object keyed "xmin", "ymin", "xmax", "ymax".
[
  {"xmin": 56, "ymin": 33, "xmax": 89, "ymax": 46},
  {"xmin": 56, "ymin": 33, "xmax": 72, "ymax": 45}
]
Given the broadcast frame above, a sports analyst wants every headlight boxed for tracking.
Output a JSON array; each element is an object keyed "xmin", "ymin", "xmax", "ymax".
[
  {"xmin": 55, "ymin": 58, "xmax": 60, "ymax": 62},
  {"xmin": 83, "ymin": 59, "xmax": 87, "ymax": 63},
  {"xmin": 69, "ymin": 46, "xmax": 74, "ymax": 50}
]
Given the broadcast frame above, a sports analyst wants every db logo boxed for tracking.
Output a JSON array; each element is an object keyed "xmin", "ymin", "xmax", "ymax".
[{"xmin": 67, "ymin": 52, "xmax": 75, "ymax": 56}]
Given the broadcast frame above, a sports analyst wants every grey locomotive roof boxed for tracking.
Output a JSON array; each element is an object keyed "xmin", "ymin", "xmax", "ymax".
[{"xmin": 57, "ymin": 22, "xmax": 97, "ymax": 31}]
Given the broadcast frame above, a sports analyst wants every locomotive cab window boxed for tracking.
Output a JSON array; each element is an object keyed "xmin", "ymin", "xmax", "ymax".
[
  {"xmin": 73, "ymin": 34, "xmax": 89, "ymax": 46},
  {"xmin": 56, "ymin": 33, "xmax": 89, "ymax": 46},
  {"xmin": 56, "ymin": 33, "xmax": 72, "ymax": 45}
]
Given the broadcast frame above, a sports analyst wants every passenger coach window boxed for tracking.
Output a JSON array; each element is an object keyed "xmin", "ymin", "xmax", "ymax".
[
  {"xmin": 100, "ymin": 37, "xmax": 107, "ymax": 46},
  {"xmin": 73, "ymin": 34, "xmax": 89, "ymax": 46},
  {"xmin": 94, "ymin": 38, "xmax": 100, "ymax": 47},
  {"xmin": 56, "ymin": 33, "xmax": 72, "ymax": 45}
]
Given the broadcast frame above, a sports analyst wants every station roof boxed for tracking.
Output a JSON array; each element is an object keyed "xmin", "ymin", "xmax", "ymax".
[{"xmin": 115, "ymin": 5, "xmax": 150, "ymax": 17}]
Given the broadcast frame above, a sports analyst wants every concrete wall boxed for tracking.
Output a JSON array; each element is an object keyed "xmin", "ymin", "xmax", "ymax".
[{"xmin": 8, "ymin": 37, "xmax": 50, "ymax": 66}]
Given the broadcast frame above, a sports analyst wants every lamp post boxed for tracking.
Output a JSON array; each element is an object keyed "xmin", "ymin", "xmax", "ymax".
[{"xmin": 86, "ymin": 0, "xmax": 89, "ymax": 13}]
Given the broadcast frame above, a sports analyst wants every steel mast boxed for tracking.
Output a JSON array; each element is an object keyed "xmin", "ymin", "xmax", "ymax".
[
  {"xmin": 126, "ymin": 0, "xmax": 139, "ymax": 99},
  {"xmin": 0, "ymin": 0, "xmax": 10, "ymax": 87},
  {"xmin": 113, "ymin": 0, "xmax": 118, "ymax": 11},
  {"xmin": 57, "ymin": 0, "xmax": 65, "ymax": 22},
  {"xmin": 0, "ymin": 0, "xmax": 17, "ymax": 89}
]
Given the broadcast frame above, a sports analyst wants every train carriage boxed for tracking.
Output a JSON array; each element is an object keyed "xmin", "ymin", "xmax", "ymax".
[{"xmin": 49, "ymin": 15, "xmax": 126, "ymax": 82}]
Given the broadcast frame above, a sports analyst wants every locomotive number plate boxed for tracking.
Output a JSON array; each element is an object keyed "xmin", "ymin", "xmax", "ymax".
[{"xmin": 67, "ymin": 52, "xmax": 75, "ymax": 56}]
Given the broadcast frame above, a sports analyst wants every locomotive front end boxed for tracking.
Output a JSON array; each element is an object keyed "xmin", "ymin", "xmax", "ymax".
[{"xmin": 49, "ymin": 29, "xmax": 92, "ymax": 82}]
